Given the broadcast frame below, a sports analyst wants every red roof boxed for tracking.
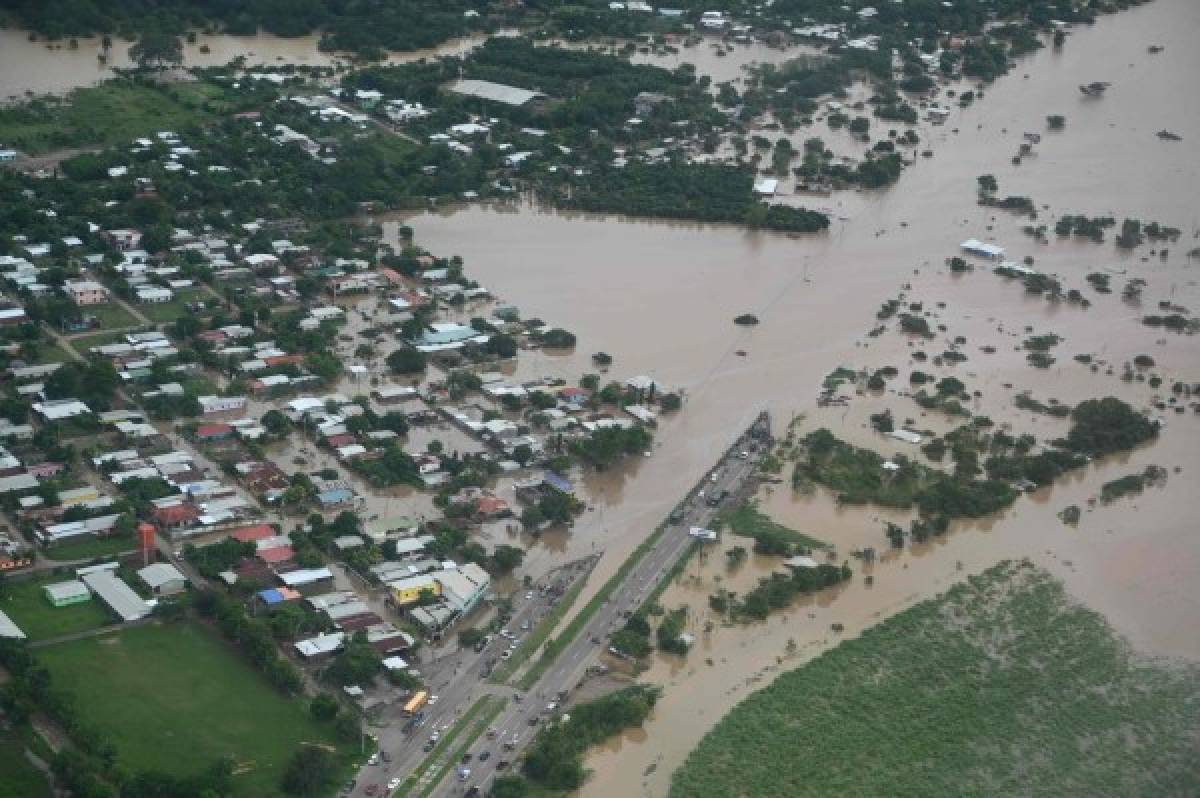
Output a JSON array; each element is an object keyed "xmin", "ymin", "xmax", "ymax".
[
  {"xmin": 231, "ymin": 524, "xmax": 275, "ymax": 542},
  {"xmin": 264, "ymin": 354, "xmax": 304, "ymax": 367},
  {"xmin": 324, "ymin": 433, "xmax": 357, "ymax": 449},
  {"xmin": 153, "ymin": 504, "xmax": 200, "ymax": 524},
  {"xmin": 257, "ymin": 545, "xmax": 295, "ymax": 564},
  {"xmin": 477, "ymin": 496, "xmax": 510, "ymax": 516},
  {"xmin": 559, "ymin": 387, "xmax": 588, "ymax": 399},
  {"xmin": 196, "ymin": 423, "xmax": 234, "ymax": 438}
]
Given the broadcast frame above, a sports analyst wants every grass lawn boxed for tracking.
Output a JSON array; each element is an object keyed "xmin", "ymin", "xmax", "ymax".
[
  {"xmin": 0, "ymin": 80, "xmax": 220, "ymax": 155},
  {"xmin": 669, "ymin": 561, "xmax": 1200, "ymax": 798},
  {"xmin": 2, "ymin": 573, "xmax": 114, "ymax": 641},
  {"xmin": 41, "ymin": 533, "xmax": 137, "ymax": 562},
  {"xmin": 0, "ymin": 730, "xmax": 51, "ymax": 798},
  {"xmin": 138, "ymin": 289, "xmax": 209, "ymax": 323},
  {"xmin": 28, "ymin": 338, "xmax": 74, "ymax": 365},
  {"xmin": 720, "ymin": 501, "xmax": 828, "ymax": 550},
  {"xmin": 85, "ymin": 301, "xmax": 142, "ymax": 330},
  {"xmin": 37, "ymin": 621, "xmax": 357, "ymax": 797}
]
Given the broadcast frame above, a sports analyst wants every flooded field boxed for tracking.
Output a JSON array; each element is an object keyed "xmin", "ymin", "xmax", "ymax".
[
  {"xmin": 0, "ymin": 28, "xmax": 501, "ymax": 99},
  {"xmin": 386, "ymin": 0, "xmax": 1199, "ymax": 793}
]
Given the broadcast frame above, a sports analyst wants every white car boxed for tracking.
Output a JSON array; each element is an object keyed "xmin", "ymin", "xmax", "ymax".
[
  {"xmin": 428, "ymin": 695, "xmax": 440, "ymax": 705},
  {"xmin": 525, "ymin": 591, "xmax": 534, "ymax": 600},
  {"xmin": 367, "ymin": 754, "xmax": 379, "ymax": 766}
]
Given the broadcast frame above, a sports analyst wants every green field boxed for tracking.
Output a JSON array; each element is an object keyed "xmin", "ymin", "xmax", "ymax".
[
  {"xmin": 138, "ymin": 288, "xmax": 209, "ymax": 323},
  {"xmin": 670, "ymin": 561, "xmax": 1200, "ymax": 798},
  {"xmin": 2, "ymin": 574, "xmax": 115, "ymax": 641},
  {"xmin": 84, "ymin": 301, "xmax": 142, "ymax": 330},
  {"xmin": 41, "ymin": 533, "xmax": 138, "ymax": 562},
  {"xmin": 38, "ymin": 622, "xmax": 357, "ymax": 796},
  {"xmin": 66, "ymin": 328, "xmax": 139, "ymax": 353},
  {"xmin": 0, "ymin": 80, "xmax": 223, "ymax": 155},
  {"xmin": 0, "ymin": 730, "xmax": 52, "ymax": 798}
]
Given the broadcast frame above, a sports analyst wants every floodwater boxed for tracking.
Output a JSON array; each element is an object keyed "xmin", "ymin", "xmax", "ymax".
[
  {"xmin": 0, "ymin": 28, "xmax": 502, "ymax": 100},
  {"xmin": 386, "ymin": 0, "xmax": 1200, "ymax": 794}
]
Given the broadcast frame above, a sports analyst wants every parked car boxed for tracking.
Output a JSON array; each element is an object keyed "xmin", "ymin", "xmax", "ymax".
[{"xmin": 479, "ymin": 751, "xmax": 491, "ymax": 762}]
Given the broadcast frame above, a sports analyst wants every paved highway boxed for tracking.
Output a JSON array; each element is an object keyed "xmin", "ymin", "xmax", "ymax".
[
  {"xmin": 347, "ymin": 559, "xmax": 595, "ymax": 798},
  {"xmin": 423, "ymin": 414, "xmax": 773, "ymax": 797}
]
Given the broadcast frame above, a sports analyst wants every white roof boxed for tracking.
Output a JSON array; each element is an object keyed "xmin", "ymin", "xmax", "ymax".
[
  {"xmin": 448, "ymin": 79, "xmax": 545, "ymax": 107},
  {"xmin": 81, "ymin": 570, "xmax": 151, "ymax": 622},
  {"xmin": 137, "ymin": 562, "xmax": 186, "ymax": 589},
  {"xmin": 295, "ymin": 632, "xmax": 345, "ymax": 657},
  {"xmin": 279, "ymin": 567, "xmax": 333, "ymax": 587},
  {"xmin": 961, "ymin": 238, "xmax": 1005, "ymax": 258},
  {"xmin": 0, "ymin": 609, "xmax": 25, "ymax": 639},
  {"xmin": 44, "ymin": 580, "xmax": 90, "ymax": 602},
  {"xmin": 887, "ymin": 429, "xmax": 923, "ymax": 444},
  {"xmin": 784, "ymin": 555, "xmax": 820, "ymax": 569}
]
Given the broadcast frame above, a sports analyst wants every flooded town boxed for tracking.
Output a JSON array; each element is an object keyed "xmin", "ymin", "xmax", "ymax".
[{"xmin": 0, "ymin": 1, "xmax": 1196, "ymax": 798}]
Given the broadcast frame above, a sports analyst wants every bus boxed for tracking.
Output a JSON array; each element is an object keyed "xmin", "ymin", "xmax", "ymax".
[{"xmin": 402, "ymin": 690, "xmax": 428, "ymax": 717}]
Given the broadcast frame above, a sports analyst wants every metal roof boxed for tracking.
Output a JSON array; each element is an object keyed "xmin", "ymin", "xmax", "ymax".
[
  {"xmin": 448, "ymin": 79, "xmax": 545, "ymax": 107},
  {"xmin": 81, "ymin": 570, "xmax": 151, "ymax": 622},
  {"xmin": 0, "ymin": 609, "xmax": 26, "ymax": 639}
]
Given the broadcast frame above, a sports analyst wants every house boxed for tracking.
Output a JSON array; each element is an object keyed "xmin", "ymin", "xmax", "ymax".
[
  {"xmin": 44, "ymin": 580, "xmax": 91, "ymax": 607},
  {"xmin": 0, "ymin": 306, "xmax": 26, "ymax": 326},
  {"xmin": 294, "ymin": 631, "xmax": 345, "ymax": 660},
  {"xmin": 198, "ymin": 395, "xmax": 247, "ymax": 415},
  {"xmin": 278, "ymin": 567, "xmax": 335, "ymax": 595},
  {"xmin": 136, "ymin": 286, "xmax": 173, "ymax": 303},
  {"xmin": 961, "ymin": 238, "xmax": 1005, "ymax": 259},
  {"xmin": 753, "ymin": 177, "xmax": 779, "ymax": 196},
  {"xmin": 195, "ymin": 423, "xmax": 235, "ymax": 442},
  {"xmin": 152, "ymin": 503, "xmax": 200, "ymax": 530},
  {"xmin": 0, "ymin": 473, "xmax": 38, "ymax": 497},
  {"xmin": 64, "ymin": 280, "xmax": 109, "ymax": 305},
  {"xmin": 137, "ymin": 562, "xmax": 187, "ymax": 595}
]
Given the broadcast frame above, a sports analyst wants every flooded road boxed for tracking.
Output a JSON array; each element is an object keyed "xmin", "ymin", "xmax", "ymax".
[{"xmin": 388, "ymin": 0, "xmax": 1199, "ymax": 793}]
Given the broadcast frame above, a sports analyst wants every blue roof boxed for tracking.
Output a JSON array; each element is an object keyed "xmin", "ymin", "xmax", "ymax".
[
  {"xmin": 258, "ymin": 588, "xmax": 285, "ymax": 604},
  {"xmin": 543, "ymin": 471, "xmax": 574, "ymax": 494},
  {"xmin": 317, "ymin": 488, "xmax": 354, "ymax": 505}
]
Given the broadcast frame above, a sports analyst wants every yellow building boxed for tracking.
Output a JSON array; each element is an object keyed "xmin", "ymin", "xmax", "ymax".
[{"xmin": 389, "ymin": 574, "xmax": 440, "ymax": 606}]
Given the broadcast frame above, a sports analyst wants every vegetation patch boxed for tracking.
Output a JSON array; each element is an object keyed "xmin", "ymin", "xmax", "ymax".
[
  {"xmin": 720, "ymin": 502, "xmax": 828, "ymax": 554},
  {"xmin": 36, "ymin": 621, "xmax": 356, "ymax": 797},
  {"xmin": 671, "ymin": 561, "xmax": 1200, "ymax": 798}
]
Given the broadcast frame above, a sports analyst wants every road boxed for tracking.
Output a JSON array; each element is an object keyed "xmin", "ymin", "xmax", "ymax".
[
  {"xmin": 345, "ymin": 559, "xmax": 596, "ymax": 798},
  {"xmin": 346, "ymin": 413, "xmax": 772, "ymax": 798}
]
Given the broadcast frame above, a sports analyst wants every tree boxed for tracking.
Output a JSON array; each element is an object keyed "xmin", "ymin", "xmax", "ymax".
[
  {"xmin": 310, "ymin": 692, "xmax": 339, "ymax": 722},
  {"xmin": 129, "ymin": 32, "xmax": 183, "ymax": 72},
  {"xmin": 489, "ymin": 544, "xmax": 524, "ymax": 574},
  {"xmin": 281, "ymin": 746, "xmax": 336, "ymax": 796},
  {"xmin": 512, "ymin": 443, "xmax": 533, "ymax": 466},
  {"xmin": 386, "ymin": 346, "xmax": 426, "ymax": 374},
  {"xmin": 976, "ymin": 174, "xmax": 998, "ymax": 195},
  {"xmin": 485, "ymin": 333, "xmax": 518, "ymax": 359}
]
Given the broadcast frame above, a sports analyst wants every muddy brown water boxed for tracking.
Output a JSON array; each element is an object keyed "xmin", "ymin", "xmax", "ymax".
[
  {"xmin": 0, "ymin": 28, "xmax": 504, "ymax": 100},
  {"xmin": 376, "ymin": 1, "xmax": 1199, "ymax": 794},
  {"xmin": 3, "ymin": 1, "xmax": 1197, "ymax": 793}
]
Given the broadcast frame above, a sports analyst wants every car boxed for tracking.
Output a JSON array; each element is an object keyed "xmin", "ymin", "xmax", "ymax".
[
  {"xmin": 525, "ymin": 591, "xmax": 534, "ymax": 600},
  {"xmin": 520, "ymin": 620, "xmax": 530, "ymax": 631},
  {"xmin": 461, "ymin": 752, "xmax": 473, "ymax": 764},
  {"xmin": 367, "ymin": 754, "xmax": 379, "ymax": 766},
  {"xmin": 380, "ymin": 751, "xmax": 392, "ymax": 763},
  {"xmin": 528, "ymin": 717, "xmax": 539, "ymax": 726},
  {"xmin": 364, "ymin": 786, "xmax": 380, "ymax": 797},
  {"xmin": 458, "ymin": 768, "xmax": 471, "ymax": 782},
  {"xmin": 427, "ymin": 695, "xmax": 440, "ymax": 705},
  {"xmin": 422, "ymin": 741, "xmax": 434, "ymax": 753},
  {"xmin": 513, "ymin": 693, "xmax": 522, "ymax": 702},
  {"xmin": 501, "ymin": 649, "xmax": 513, "ymax": 659},
  {"xmin": 466, "ymin": 787, "xmax": 481, "ymax": 798},
  {"xmin": 430, "ymin": 731, "xmax": 441, "ymax": 742},
  {"xmin": 496, "ymin": 760, "xmax": 510, "ymax": 771},
  {"xmin": 479, "ymin": 751, "xmax": 491, "ymax": 762},
  {"xmin": 739, "ymin": 450, "xmax": 750, "ymax": 459},
  {"xmin": 387, "ymin": 777, "xmax": 401, "ymax": 790}
]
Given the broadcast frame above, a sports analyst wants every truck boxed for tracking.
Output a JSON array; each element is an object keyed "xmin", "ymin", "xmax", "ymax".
[{"xmin": 402, "ymin": 690, "xmax": 428, "ymax": 717}]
